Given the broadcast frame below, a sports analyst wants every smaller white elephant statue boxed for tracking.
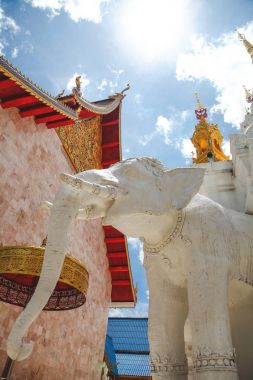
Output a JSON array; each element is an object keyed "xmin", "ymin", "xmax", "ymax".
[{"xmin": 6, "ymin": 157, "xmax": 253, "ymax": 380}]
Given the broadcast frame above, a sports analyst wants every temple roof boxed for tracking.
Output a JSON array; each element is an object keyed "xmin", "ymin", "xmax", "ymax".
[
  {"xmin": 107, "ymin": 318, "xmax": 149, "ymax": 352},
  {"xmin": 0, "ymin": 56, "xmax": 135, "ymax": 307},
  {"xmin": 106, "ymin": 318, "xmax": 151, "ymax": 378},
  {"xmin": 0, "ymin": 55, "xmax": 76, "ymax": 127},
  {"xmin": 0, "ymin": 55, "xmax": 128, "ymax": 128}
]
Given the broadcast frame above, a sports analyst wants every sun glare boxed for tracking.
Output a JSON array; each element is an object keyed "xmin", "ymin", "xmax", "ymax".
[{"xmin": 117, "ymin": 0, "xmax": 194, "ymax": 64}]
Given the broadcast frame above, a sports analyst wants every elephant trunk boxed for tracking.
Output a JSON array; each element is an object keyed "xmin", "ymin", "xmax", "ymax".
[{"xmin": 7, "ymin": 184, "xmax": 81, "ymax": 361}]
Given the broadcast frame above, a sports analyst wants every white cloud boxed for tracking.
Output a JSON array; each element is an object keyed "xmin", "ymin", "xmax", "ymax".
[
  {"xmin": 0, "ymin": 6, "xmax": 20, "ymax": 33},
  {"xmin": 156, "ymin": 115, "xmax": 173, "ymax": 144},
  {"xmin": 134, "ymin": 93, "xmax": 142, "ymax": 104},
  {"xmin": 222, "ymin": 139, "xmax": 231, "ymax": 158},
  {"xmin": 97, "ymin": 78, "xmax": 108, "ymax": 91},
  {"xmin": 66, "ymin": 72, "xmax": 90, "ymax": 93},
  {"xmin": 139, "ymin": 131, "xmax": 157, "ymax": 147},
  {"xmin": 181, "ymin": 109, "xmax": 191, "ymax": 121},
  {"xmin": 11, "ymin": 47, "xmax": 18, "ymax": 58},
  {"xmin": 108, "ymin": 80, "xmax": 118, "ymax": 92},
  {"xmin": 138, "ymin": 109, "xmax": 192, "ymax": 147},
  {"xmin": 0, "ymin": 5, "xmax": 20, "ymax": 54},
  {"xmin": 177, "ymin": 138, "xmax": 194, "ymax": 159},
  {"xmin": 97, "ymin": 68, "xmax": 124, "ymax": 93},
  {"xmin": 128, "ymin": 237, "xmax": 144, "ymax": 264},
  {"xmin": 138, "ymin": 244, "xmax": 144, "ymax": 264},
  {"xmin": 128, "ymin": 237, "xmax": 139, "ymax": 249},
  {"xmin": 0, "ymin": 41, "xmax": 4, "ymax": 55},
  {"xmin": 109, "ymin": 301, "xmax": 148, "ymax": 317},
  {"xmin": 139, "ymin": 115, "xmax": 174, "ymax": 146},
  {"xmin": 26, "ymin": 0, "xmax": 110, "ymax": 23},
  {"xmin": 109, "ymin": 68, "xmax": 124, "ymax": 79},
  {"xmin": 176, "ymin": 22, "xmax": 253, "ymax": 128}
]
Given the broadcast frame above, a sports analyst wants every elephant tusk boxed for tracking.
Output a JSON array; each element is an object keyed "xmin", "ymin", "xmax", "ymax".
[
  {"xmin": 60, "ymin": 173, "xmax": 127, "ymax": 200},
  {"xmin": 7, "ymin": 184, "xmax": 82, "ymax": 361}
]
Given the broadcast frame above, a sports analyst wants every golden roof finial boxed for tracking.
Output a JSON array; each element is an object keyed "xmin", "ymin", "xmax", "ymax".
[
  {"xmin": 75, "ymin": 75, "xmax": 81, "ymax": 90},
  {"xmin": 237, "ymin": 30, "xmax": 253, "ymax": 63},
  {"xmin": 194, "ymin": 91, "xmax": 203, "ymax": 110},
  {"xmin": 194, "ymin": 92, "xmax": 208, "ymax": 120},
  {"xmin": 243, "ymin": 85, "xmax": 253, "ymax": 103},
  {"xmin": 191, "ymin": 92, "xmax": 230, "ymax": 164},
  {"xmin": 73, "ymin": 75, "xmax": 82, "ymax": 97}
]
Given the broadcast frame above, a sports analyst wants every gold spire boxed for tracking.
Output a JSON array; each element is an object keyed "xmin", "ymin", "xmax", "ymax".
[
  {"xmin": 194, "ymin": 91, "xmax": 203, "ymax": 110},
  {"xmin": 238, "ymin": 31, "xmax": 253, "ymax": 63},
  {"xmin": 191, "ymin": 93, "xmax": 230, "ymax": 164}
]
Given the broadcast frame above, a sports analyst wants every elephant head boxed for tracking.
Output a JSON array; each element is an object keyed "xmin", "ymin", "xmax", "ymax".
[{"xmin": 6, "ymin": 157, "xmax": 204, "ymax": 361}]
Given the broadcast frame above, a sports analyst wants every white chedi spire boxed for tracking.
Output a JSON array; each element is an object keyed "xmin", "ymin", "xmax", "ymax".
[{"xmin": 240, "ymin": 86, "xmax": 253, "ymax": 134}]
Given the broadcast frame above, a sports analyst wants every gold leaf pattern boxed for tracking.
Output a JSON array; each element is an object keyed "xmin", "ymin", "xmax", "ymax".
[{"xmin": 56, "ymin": 116, "xmax": 102, "ymax": 172}]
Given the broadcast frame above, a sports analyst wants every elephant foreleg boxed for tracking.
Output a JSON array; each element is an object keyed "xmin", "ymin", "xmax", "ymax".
[
  {"xmin": 148, "ymin": 276, "xmax": 188, "ymax": 380},
  {"xmin": 188, "ymin": 262, "xmax": 239, "ymax": 380}
]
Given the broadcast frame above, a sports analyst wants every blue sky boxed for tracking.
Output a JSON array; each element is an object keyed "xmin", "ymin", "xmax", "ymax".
[{"xmin": 1, "ymin": 0, "xmax": 253, "ymax": 316}]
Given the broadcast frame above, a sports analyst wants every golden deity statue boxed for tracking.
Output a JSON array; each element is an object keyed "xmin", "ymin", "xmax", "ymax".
[{"xmin": 191, "ymin": 92, "xmax": 230, "ymax": 164}]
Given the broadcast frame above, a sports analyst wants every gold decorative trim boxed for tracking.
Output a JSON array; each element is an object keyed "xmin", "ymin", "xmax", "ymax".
[{"xmin": 0, "ymin": 246, "xmax": 89, "ymax": 296}]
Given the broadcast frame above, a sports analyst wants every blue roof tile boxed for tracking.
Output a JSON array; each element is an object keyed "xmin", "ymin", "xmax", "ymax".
[
  {"xmin": 105, "ymin": 318, "xmax": 151, "ymax": 377},
  {"xmin": 107, "ymin": 318, "xmax": 150, "ymax": 352},
  {"xmin": 105, "ymin": 335, "xmax": 118, "ymax": 375},
  {"xmin": 116, "ymin": 353, "xmax": 151, "ymax": 376}
]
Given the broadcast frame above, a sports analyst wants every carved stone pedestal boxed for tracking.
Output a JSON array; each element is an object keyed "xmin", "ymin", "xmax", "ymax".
[
  {"xmin": 191, "ymin": 350, "xmax": 239, "ymax": 380},
  {"xmin": 151, "ymin": 361, "xmax": 188, "ymax": 380}
]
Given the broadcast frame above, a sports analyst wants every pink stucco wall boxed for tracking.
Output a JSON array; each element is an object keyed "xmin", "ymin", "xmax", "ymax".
[{"xmin": 0, "ymin": 107, "xmax": 111, "ymax": 379}]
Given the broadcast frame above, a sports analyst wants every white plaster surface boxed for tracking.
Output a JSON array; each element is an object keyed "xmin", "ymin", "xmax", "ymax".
[
  {"xmin": 16, "ymin": 155, "xmax": 253, "ymax": 380},
  {"xmin": 8, "ymin": 108, "xmax": 253, "ymax": 379}
]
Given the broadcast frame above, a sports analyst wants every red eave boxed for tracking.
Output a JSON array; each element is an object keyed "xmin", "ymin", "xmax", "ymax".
[
  {"xmin": 0, "ymin": 72, "xmax": 76, "ymax": 128},
  {"xmin": 101, "ymin": 105, "xmax": 136, "ymax": 307},
  {"xmin": 0, "ymin": 56, "xmax": 76, "ymax": 128}
]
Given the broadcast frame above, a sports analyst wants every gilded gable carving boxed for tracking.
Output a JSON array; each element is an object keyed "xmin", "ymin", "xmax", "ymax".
[{"xmin": 56, "ymin": 116, "xmax": 102, "ymax": 172}]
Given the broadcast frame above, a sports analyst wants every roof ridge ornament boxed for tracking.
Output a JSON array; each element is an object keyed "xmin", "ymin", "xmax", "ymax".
[
  {"xmin": 109, "ymin": 83, "xmax": 131, "ymax": 101},
  {"xmin": 237, "ymin": 30, "xmax": 253, "ymax": 64},
  {"xmin": 73, "ymin": 75, "xmax": 82, "ymax": 97},
  {"xmin": 121, "ymin": 83, "xmax": 130, "ymax": 95}
]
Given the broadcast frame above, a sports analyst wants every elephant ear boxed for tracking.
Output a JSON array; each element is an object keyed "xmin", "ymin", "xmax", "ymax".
[{"xmin": 164, "ymin": 168, "xmax": 205, "ymax": 209}]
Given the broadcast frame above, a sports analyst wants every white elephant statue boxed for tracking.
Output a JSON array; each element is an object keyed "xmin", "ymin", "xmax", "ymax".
[{"xmin": 7, "ymin": 157, "xmax": 253, "ymax": 380}]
